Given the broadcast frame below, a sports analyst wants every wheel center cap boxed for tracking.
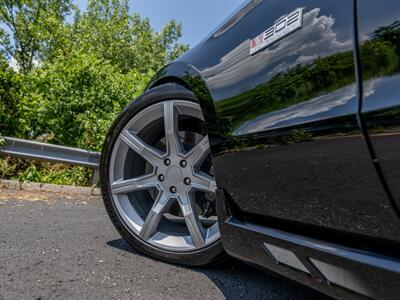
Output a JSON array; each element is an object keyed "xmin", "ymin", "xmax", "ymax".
[{"xmin": 166, "ymin": 166, "xmax": 183, "ymax": 184}]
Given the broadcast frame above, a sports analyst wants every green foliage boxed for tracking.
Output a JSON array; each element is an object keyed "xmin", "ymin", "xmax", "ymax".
[
  {"xmin": 24, "ymin": 50, "xmax": 150, "ymax": 150},
  {"xmin": 361, "ymin": 40, "xmax": 399, "ymax": 78},
  {"xmin": 0, "ymin": 0, "xmax": 73, "ymax": 73},
  {"xmin": 0, "ymin": 0, "xmax": 188, "ymax": 149},
  {"xmin": 216, "ymin": 49, "xmax": 358, "ymax": 134},
  {"xmin": 0, "ymin": 0, "xmax": 188, "ymax": 185},
  {"xmin": 16, "ymin": 163, "xmax": 90, "ymax": 185},
  {"xmin": 216, "ymin": 22, "xmax": 400, "ymax": 135},
  {"xmin": 0, "ymin": 156, "xmax": 16, "ymax": 177},
  {"xmin": 0, "ymin": 0, "xmax": 188, "ymax": 151},
  {"xmin": 70, "ymin": 0, "xmax": 188, "ymax": 74},
  {"xmin": 290, "ymin": 129, "xmax": 313, "ymax": 143},
  {"xmin": 0, "ymin": 156, "xmax": 92, "ymax": 185},
  {"xmin": 0, "ymin": 55, "xmax": 24, "ymax": 137}
]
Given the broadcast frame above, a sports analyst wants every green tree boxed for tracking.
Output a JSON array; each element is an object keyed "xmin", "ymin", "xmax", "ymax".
[
  {"xmin": 25, "ymin": 50, "xmax": 150, "ymax": 150},
  {"xmin": 70, "ymin": 0, "xmax": 188, "ymax": 74},
  {"xmin": 0, "ymin": 53, "xmax": 23, "ymax": 136},
  {"xmin": 0, "ymin": 0, "xmax": 189, "ymax": 184},
  {"xmin": 10, "ymin": 0, "xmax": 189, "ymax": 150},
  {"xmin": 0, "ymin": 0, "xmax": 72, "ymax": 73}
]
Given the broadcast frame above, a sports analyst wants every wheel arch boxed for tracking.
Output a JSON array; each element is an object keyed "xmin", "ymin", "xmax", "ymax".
[{"xmin": 146, "ymin": 62, "xmax": 221, "ymax": 140}]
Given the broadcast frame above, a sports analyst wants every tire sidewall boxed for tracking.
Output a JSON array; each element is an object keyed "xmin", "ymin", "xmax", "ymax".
[{"xmin": 100, "ymin": 84, "xmax": 225, "ymax": 266}]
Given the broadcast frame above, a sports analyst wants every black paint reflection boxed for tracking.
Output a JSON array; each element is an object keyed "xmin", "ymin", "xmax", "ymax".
[
  {"xmin": 143, "ymin": 0, "xmax": 400, "ymax": 296},
  {"xmin": 150, "ymin": 1, "xmax": 400, "ymax": 240},
  {"xmin": 232, "ymin": 84, "xmax": 357, "ymax": 136},
  {"xmin": 200, "ymin": 0, "xmax": 399, "ymax": 240},
  {"xmin": 359, "ymin": 0, "xmax": 400, "ymax": 212},
  {"xmin": 213, "ymin": 129, "xmax": 400, "ymax": 242}
]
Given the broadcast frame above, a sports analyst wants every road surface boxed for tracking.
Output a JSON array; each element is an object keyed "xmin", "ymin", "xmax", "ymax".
[{"xmin": 0, "ymin": 188, "xmax": 329, "ymax": 300}]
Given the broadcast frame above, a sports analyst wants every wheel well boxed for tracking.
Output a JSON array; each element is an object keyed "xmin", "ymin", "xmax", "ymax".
[
  {"xmin": 149, "ymin": 77, "xmax": 190, "ymax": 91},
  {"xmin": 148, "ymin": 75, "xmax": 220, "ymax": 139}
]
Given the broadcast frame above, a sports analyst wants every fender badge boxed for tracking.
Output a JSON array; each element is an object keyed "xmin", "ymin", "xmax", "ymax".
[{"xmin": 250, "ymin": 8, "xmax": 303, "ymax": 55}]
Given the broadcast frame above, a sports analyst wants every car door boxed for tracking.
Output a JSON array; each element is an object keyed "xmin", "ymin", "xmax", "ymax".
[
  {"xmin": 185, "ymin": 0, "xmax": 400, "ymax": 242},
  {"xmin": 358, "ymin": 0, "xmax": 400, "ymax": 216}
]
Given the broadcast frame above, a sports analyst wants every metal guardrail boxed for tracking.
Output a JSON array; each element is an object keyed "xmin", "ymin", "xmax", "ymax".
[{"xmin": 0, "ymin": 136, "xmax": 101, "ymax": 184}]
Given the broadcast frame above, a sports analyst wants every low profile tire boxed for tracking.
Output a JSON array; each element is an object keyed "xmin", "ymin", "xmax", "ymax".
[{"xmin": 100, "ymin": 84, "xmax": 225, "ymax": 266}]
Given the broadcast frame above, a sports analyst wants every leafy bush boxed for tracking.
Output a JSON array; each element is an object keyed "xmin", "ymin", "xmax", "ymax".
[
  {"xmin": 0, "ymin": 57, "xmax": 24, "ymax": 137},
  {"xmin": 0, "ymin": 156, "xmax": 92, "ymax": 186},
  {"xmin": 0, "ymin": 157, "xmax": 16, "ymax": 178},
  {"xmin": 0, "ymin": 0, "xmax": 189, "ymax": 185},
  {"xmin": 17, "ymin": 164, "xmax": 91, "ymax": 186},
  {"xmin": 24, "ymin": 50, "xmax": 149, "ymax": 150}
]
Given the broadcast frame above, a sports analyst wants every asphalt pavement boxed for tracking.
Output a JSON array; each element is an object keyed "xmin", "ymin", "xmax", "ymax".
[{"xmin": 0, "ymin": 188, "xmax": 329, "ymax": 300}]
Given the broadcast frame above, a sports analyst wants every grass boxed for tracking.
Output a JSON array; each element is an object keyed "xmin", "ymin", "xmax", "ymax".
[{"xmin": 0, "ymin": 156, "xmax": 93, "ymax": 186}]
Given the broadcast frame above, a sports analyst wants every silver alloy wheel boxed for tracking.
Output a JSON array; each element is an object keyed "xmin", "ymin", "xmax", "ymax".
[{"xmin": 109, "ymin": 100, "xmax": 220, "ymax": 252}]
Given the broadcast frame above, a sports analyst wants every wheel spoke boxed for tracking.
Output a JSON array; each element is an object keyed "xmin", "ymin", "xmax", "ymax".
[
  {"xmin": 191, "ymin": 172, "xmax": 217, "ymax": 193},
  {"xmin": 119, "ymin": 129, "xmax": 163, "ymax": 166},
  {"xmin": 111, "ymin": 175, "xmax": 157, "ymax": 195},
  {"xmin": 185, "ymin": 135, "xmax": 210, "ymax": 167},
  {"xmin": 140, "ymin": 193, "xmax": 170, "ymax": 240},
  {"xmin": 178, "ymin": 193, "xmax": 206, "ymax": 248},
  {"xmin": 110, "ymin": 100, "xmax": 220, "ymax": 251},
  {"xmin": 164, "ymin": 101, "xmax": 183, "ymax": 156}
]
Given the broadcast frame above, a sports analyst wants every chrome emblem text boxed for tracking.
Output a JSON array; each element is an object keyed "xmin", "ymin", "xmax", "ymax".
[{"xmin": 250, "ymin": 8, "xmax": 303, "ymax": 55}]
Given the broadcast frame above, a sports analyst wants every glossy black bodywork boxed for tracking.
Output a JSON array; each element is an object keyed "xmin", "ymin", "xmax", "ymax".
[
  {"xmin": 216, "ymin": 190, "xmax": 400, "ymax": 300},
  {"xmin": 358, "ymin": 0, "xmax": 400, "ymax": 214},
  {"xmin": 147, "ymin": 0, "xmax": 400, "ymax": 298}
]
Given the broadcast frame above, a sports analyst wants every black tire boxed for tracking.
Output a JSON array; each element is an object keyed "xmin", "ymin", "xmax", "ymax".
[{"xmin": 100, "ymin": 83, "xmax": 226, "ymax": 266}]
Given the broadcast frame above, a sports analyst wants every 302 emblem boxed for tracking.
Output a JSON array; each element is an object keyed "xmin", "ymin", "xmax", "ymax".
[{"xmin": 250, "ymin": 8, "xmax": 303, "ymax": 55}]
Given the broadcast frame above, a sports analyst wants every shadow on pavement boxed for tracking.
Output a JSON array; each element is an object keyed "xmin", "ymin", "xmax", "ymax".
[
  {"xmin": 107, "ymin": 238, "xmax": 330, "ymax": 300},
  {"xmin": 107, "ymin": 238, "xmax": 141, "ymax": 255}
]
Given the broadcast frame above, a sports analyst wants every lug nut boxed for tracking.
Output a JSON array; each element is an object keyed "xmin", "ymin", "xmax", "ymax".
[
  {"xmin": 164, "ymin": 158, "xmax": 171, "ymax": 166},
  {"xmin": 184, "ymin": 177, "xmax": 191, "ymax": 185},
  {"xmin": 158, "ymin": 174, "xmax": 165, "ymax": 182},
  {"xmin": 170, "ymin": 186, "xmax": 177, "ymax": 193},
  {"xmin": 180, "ymin": 160, "xmax": 187, "ymax": 167}
]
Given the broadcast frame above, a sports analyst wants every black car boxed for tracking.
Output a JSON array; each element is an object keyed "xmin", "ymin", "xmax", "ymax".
[{"xmin": 100, "ymin": 1, "xmax": 400, "ymax": 299}]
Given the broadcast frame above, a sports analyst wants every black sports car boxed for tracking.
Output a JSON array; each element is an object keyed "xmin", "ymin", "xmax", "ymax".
[{"xmin": 100, "ymin": 1, "xmax": 400, "ymax": 299}]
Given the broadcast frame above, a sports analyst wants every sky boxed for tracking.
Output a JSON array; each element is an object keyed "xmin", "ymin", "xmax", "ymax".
[{"xmin": 74, "ymin": 0, "xmax": 247, "ymax": 46}]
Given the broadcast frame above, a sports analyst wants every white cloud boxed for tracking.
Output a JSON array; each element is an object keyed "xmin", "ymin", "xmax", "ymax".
[
  {"xmin": 8, "ymin": 57, "xmax": 19, "ymax": 72},
  {"xmin": 8, "ymin": 56, "xmax": 41, "ymax": 72},
  {"xmin": 234, "ymin": 84, "xmax": 357, "ymax": 135},
  {"xmin": 202, "ymin": 8, "xmax": 352, "ymax": 91},
  {"xmin": 233, "ymin": 77, "xmax": 382, "ymax": 135}
]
